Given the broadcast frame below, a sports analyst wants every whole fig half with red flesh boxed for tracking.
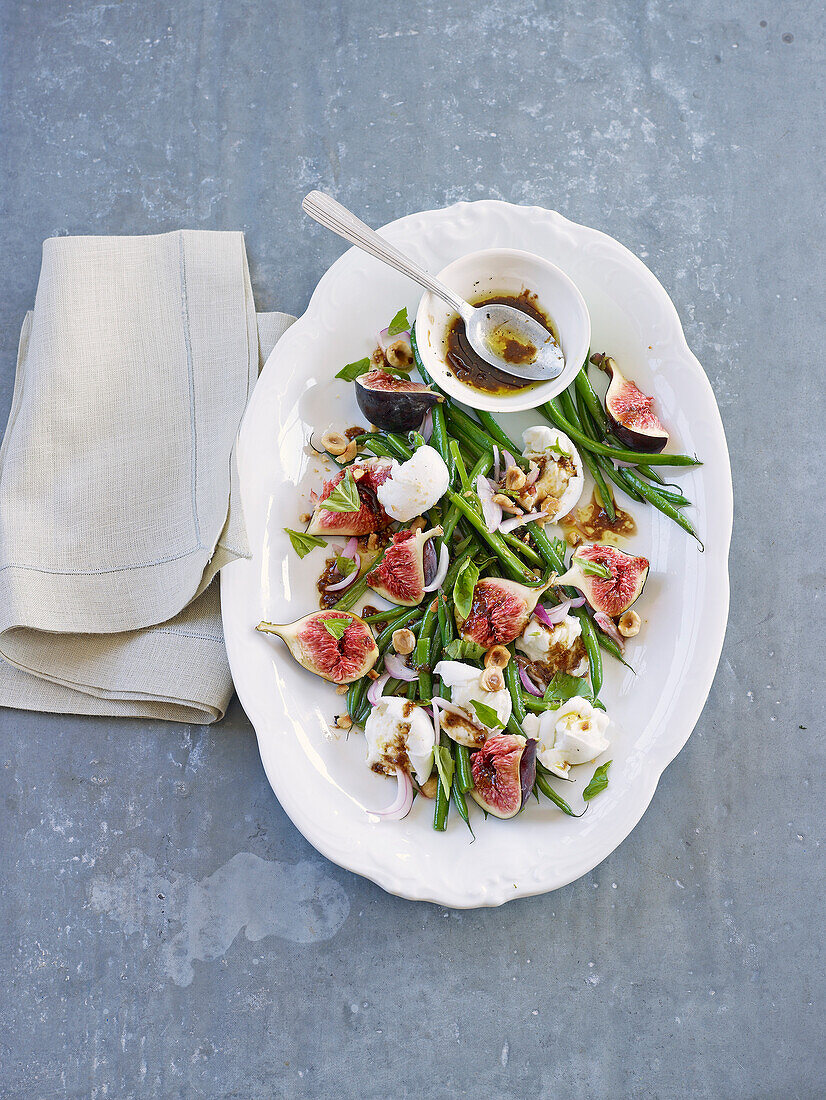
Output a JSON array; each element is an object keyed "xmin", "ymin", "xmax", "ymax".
[
  {"xmin": 307, "ymin": 458, "xmax": 394, "ymax": 536},
  {"xmin": 366, "ymin": 525, "xmax": 443, "ymax": 606},
  {"xmin": 598, "ymin": 356, "xmax": 669, "ymax": 452},
  {"xmin": 355, "ymin": 369, "xmax": 441, "ymax": 433},
  {"xmin": 256, "ymin": 610, "xmax": 378, "ymax": 683},
  {"xmin": 470, "ymin": 733, "xmax": 530, "ymax": 819},
  {"xmin": 458, "ymin": 577, "xmax": 552, "ymax": 647},
  {"xmin": 556, "ymin": 543, "xmax": 649, "ymax": 617}
]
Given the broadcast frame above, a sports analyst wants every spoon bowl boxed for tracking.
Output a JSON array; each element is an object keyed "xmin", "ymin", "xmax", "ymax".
[{"xmin": 461, "ymin": 299, "xmax": 565, "ymax": 381}]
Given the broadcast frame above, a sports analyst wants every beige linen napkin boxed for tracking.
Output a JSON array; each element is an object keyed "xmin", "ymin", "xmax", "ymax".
[{"xmin": 0, "ymin": 231, "xmax": 294, "ymax": 723}]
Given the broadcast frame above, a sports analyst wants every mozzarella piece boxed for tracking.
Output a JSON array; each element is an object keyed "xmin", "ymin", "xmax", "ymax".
[
  {"xmin": 522, "ymin": 696, "xmax": 610, "ymax": 778},
  {"xmin": 364, "ymin": 696, "xmax": 434, "ymax": 784},
  {"xmin": 521, "ymin": 425, "xmax": 584, "ymax": 520},
  {"xmin": 433, "ymin": 660, "xmax": 512, "ymax": 732},
  {"xmin": 516, "ymin": 615, "xmax": 588, "ymax": 676},
  {"xmin": 376, "ymin": 446, "xmax": 450, "ymax": 522}
]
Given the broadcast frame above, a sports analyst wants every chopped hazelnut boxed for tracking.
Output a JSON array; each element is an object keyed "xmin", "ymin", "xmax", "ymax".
[
  {"xmin": 341, "ymin": 440, "xmax": 358, "ymax": 463},
  {"xmin": 419, "ymin": 775, "xmax": 439, "ymax": 799},
  {"xmin": 335, "ymin": 684, "xmax": 349, "ymax": 695},
  {"xmin": 484, "ymin": 645, "xmax": 510, "ymax": 669},
  {"xmin": 392, "ymin": 628, "xmax": 416, "ymax": 655},
  {"xmin": 505, "ymin": 466, "xmax": 527, "ymax": 492},
  {"xmin": 335, "ymin": 714, "xmax": 353, "ymax": 730},
  {"xmin": 492, "ymin": 493, "xmax": 522, "ymax": 514},
  {"xmin": 618, "ymin": 610, "xmax": 641, "ymax": 638},
  {"xmin": 367, "ymin": 533, "xmax": 379, "ymax": 550},
  {"xmin": 480, "ymin": 667, "xmax": 505, "ymax": 692},
  {"xmin": 409, "ymin": 516, "xmax": 427, "ymax": 533},
  {"xmin": 320, "ymin": 429, "xmax": 349, "ymax": 456}
]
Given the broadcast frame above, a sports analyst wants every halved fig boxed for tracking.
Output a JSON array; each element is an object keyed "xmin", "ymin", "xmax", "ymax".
[
  {"xmin": 470, "ymin": 734, "xmax": 536, "ymax": 818},
  {"xmin": 555, "ymin": 543, "xmax": 649, "ymax": 617},
  {"xmin": 458, "ymin": 577, "xmax": 552, "ymax": 647},
  {"xmin": 366, "ymin": 525, "xmax": 442, "ymax": 606},
  {"xmin": 355, "ymin": 369, "xmax": 441, "ymax": 433},
  {"xmin": 597, "ymin": 355, "xmax": 669, "ymax": 452},
  {"xmin": 307, "ymin": 458, "xmax": 394, "ymax": 536},
  {"xmin": 256, "ymin": 610, "xmax": 378, "ymax": 683}
]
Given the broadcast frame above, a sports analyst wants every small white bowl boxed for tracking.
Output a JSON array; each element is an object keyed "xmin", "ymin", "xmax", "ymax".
[{"xmin": 415, "ymin": 247, "xmax": 591, "ymax": 412}]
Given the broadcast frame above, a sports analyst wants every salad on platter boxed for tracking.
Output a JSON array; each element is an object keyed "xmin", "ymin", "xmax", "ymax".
[{"xmin": 257, "ymin": 306, "xmax": 702, "ymax": 833}]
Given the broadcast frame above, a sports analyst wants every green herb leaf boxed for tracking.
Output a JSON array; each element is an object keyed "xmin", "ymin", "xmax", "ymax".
[
  {"xmin": 335, "ymin": 357, "xmax": 371, "ymax": 381},
  {"xmin": 583, "ymin": 759, "xmax": 612, "ymax": 801},
  {"xmin": 387, "ymin": 307, "xmax": 410, "ymax": 337},
  {"xmin": 320, "ymin": 471, "xmax": 361, "ymax": 514},
  {"xmin": 444, "ymin": 639, "xmax": 486, "ymax": 661},
  {"xmin": 549, "ymin": 439, "xmax": 568, "ymax": 457},
  {"xmin": 542, "ymin": 672, "xmax": 592, "ymax": 707},
  {"xmin": 334, "ymin": 553, "xmax": 357, "ymax": 579},
  {"xmin": 433, "ymin": 744, "xmax": 454, "ymax": 798},
  {"xmin": 322, "ymin": 616, "xmax": 351, "ymax": 641},
  {"xmin": 577, "ymin": 557, "xmax": 612, "ymax": 579},
  {"xmin": 470, "ymin": 699, "xmax": 505, "ymax": 730},
  {"xmin": 284, "ymin": 528, "xmax": 327, "ymax": 559},
  {"xmin": 453, "ymin": 559, "xmax": 479, "ymax": 622}
]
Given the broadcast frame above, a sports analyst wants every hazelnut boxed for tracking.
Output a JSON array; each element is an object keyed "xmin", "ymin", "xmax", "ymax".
[
  {"xmin": 320, "ymin": 429, "xmax": 349, "ymax": 456},
  {"xmin": 335, "ymin": 684, "xmax": 349, "ymax": 695},
  {"xmin": 484, "ymin": 645, "xmax": 510, "ymax": 669},
  {"xmin": 480, "ymin": 667, "xmax": 505, "ymax": 692},
  {"xmin": 385, "ymin": 339, "xmax": 415, "ymax": 371},
  {"xmin": 618, "ymin": 610, "xmax": 641, "ymax": 638},
  {"xmin": 505, "ymin": 466, "xmax": 527, "ymax": 492},
  {"xmin": 419, "ymin": 775, "xmax": 439, "ymax": 799},
  {"xmin": 392, "ymin": 628, "xmax": 416, "ymax": 655},
  {"xmin": 341, "ymin": 439, "xmax": 358, "ymax": 463},
  {"xmin": 409, "ymin": 516, "xmax": 427, "ymax": 533},
  {"xmin": 335, "ymin": 714, "xmax": 353, "ymax": 730},
  {"xmin": 367, "ymin": 533, "xmax": 379, "ymax": 550},
  {"xmin": 492, "ymin": 493, "xmax": 522, "ymax": 514}
]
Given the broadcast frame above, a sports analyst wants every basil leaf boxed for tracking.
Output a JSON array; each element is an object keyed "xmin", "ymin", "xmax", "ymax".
[
  {"xmin": 470, "ymin": 699, "xmax": 504, "ymax": 730},
  {"xmin": 549, "ymin": 440, "xmax": 568, "ymax": 457},
  {"xmin": 444, "ymin": 639, "xmax": 486, "ymax": 661},
  {"xmin": 387, "ymin": 307, "xmax": 409, "ymax": 337},
  {"xmin": 453, "ymin": 559, "xmax": 479, "ymax": 622},
  {"xmin": 577, "ymin": 557, "xmax": 612, "ymax": 579},
  {"xmin": 284, "ymin": 528, "xmax": 327, "ymax": 559},
  {"xmin": 322, "ymin": 616, "xmax": 350, "ymax": 640},
  {"xmin": 320, "ymin": 471, "xmax": 361, "ymax": 514},
  {"xmin": 335, "ymin": 357, "xmax": 371, "ymax": 381},
  {"xmin": 433, "ymin": 744, "xmax": 454, "ymax": 798},
  {"xmin": 334, "ymin": 553, "xmax": 357, "ymax": 579},
  {"xmin": 583, "ymin": 759, "xmax": 612, "ymax": 801},
  {"xmin": 542, "ymin": 672, "xmax": 592, "ymax": 707}
]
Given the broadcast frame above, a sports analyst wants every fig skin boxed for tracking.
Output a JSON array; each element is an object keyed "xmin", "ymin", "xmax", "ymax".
[
  {"xmin": 355, "ymin": 368, "xmax": 441, "ymax": 433},
  {"xmin": 458, "ymin": 577, "xmax": 552, "ymax": 647},
  {"xmin": 556, "ymin": 543, "xmax": 649, "ymax": 617},
  {"xmin": 307, "ymin": 458, "xmax": 394, "ymax": 537},
  {"xmin": 256, "ymin": 610, "xmax": 378, "ymax": 683},
  {"xmin": 469, "ymin": 734, "xmax": 529, "ymax": 819},
  {"xmin": 598, "ymin": 356, "xmax": 669, "ymax": 453},
  {"xmin": 366, "ymin": 525, "xmax": 442, "ymax": 606}
]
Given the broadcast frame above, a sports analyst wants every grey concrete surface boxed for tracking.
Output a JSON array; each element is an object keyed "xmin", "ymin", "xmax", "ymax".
[{"xmin": 1, "ymin": 1, "xmax": 823, "ymax": 1097}]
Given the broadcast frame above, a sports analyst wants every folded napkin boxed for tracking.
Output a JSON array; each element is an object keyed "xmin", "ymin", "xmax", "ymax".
[{"xmin": 0, "ymin": 231, "xmax": 294, "ymax": 723}]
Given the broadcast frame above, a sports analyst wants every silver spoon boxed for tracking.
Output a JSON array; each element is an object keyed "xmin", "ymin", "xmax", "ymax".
[{"xmin": 302, "ymin": 191, "xmax": 565, "ymax": 382}]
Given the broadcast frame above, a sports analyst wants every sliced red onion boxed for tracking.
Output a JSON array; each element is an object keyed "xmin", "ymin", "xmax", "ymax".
[
  {"xmin": 533, "ymin": 604, "xmax": 558, "ymax": 630},
  {"xmin": 423, "ymin": 543, "xmax": 449, "ymax": 591},
  {"xmin": 367, "ymin": 766, "xmax": 414, "ymax": 820},
  {"xmin": 367, "ymin": 672, "xmax": 390, "ymax": 706},
  {"xmin": 526, "ymin": 462, "xmax": 540, "ymax": 486},
  {"xmin": 492, "ymin": 444, "xmax": 501, "ymax": 483},
  {"xmin": 429, "ymin": 696, "xmax": 478, "ymax": 725},
  {"xmin": 476, "ymin": 474, "xmax": 502, "ymax": 533},
  {"xmin": 342, "ymin": 536, "xmax": 358, "ymax": 559},
  {"xmin": 519, "ymin": 665, "xmax": 544, "ymax": 697},
  {"xmin": 594, "ymin": 611, "xmax": 626, "ymax": 652},
  {"xmin": 421, "ymin": 409, "xmax": 434, "ymax": 442},
  {"xmin": 378, "ymin": 327, "xmax": 412, "ymax": 356},
  {"xmin": 325, "ymin": 552, "xmax": 361, "ymax": 591},
  {"xmin": 499, "ymin": 510, "xmax": 548, "ymax": 534},
  {"xmin": 502, "ymin": 449, "xmax": 516, "ymax": 470},
  {"xmin": 384, "ymin": 653, "xmax": 418, "ymax": 681},
  {"xmin": 431, "ymin": 701, "xmax": 440, "ymax": 746}
]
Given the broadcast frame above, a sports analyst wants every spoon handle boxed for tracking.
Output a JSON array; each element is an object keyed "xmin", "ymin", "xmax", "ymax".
[{"xmin": 302, "ymin": 191, "xmax": 467, "ymax": 316}]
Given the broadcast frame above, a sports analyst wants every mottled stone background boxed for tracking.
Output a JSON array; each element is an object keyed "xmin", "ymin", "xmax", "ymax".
[{"xmin": 1, "ymin": 1, "xmax": 823, "ymax": 1097}]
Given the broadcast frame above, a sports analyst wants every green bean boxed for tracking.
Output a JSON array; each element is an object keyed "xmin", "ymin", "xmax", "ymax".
[
  {"xmin": 535, "ymin": 768, "xmax": 582, "ymax": 817},
  {"xmin": 540, "ymin": 401, "xmax": 700, "ymax": 466},
  {"xmin": 433, "ymin": 733, "xmax": 451, "ymax": 831},
  {"xmin": 442, "ymin": 408, "xmax": 489, "ymax": 461},
  {"xmin": 593, "ymin": 454, "xmax": 645, "ymax": 503},
  {"xmin": 355, "ymin": 434, "xmax": 397, "ymax": 460},
  {"xmin": 442, "ymin": 455, "xmax": 492, "ymax": 543},
  {"xmin": 385, "ymin": 432, "xmax": 413, "ymax": 459},
  {"xmin": 521, "ymin": 691, "xmax": 552, "ymax": 713},
  {"xmin": 451, "ymin": 774, "xmax": 473, "ymax": 833},
  {"xmin": 474, "ymin": 409, "xmax": 524, "ymax": 462},
  {"xmin": 346, "ymin": 677, "xmax": 369, "ymax": 727},
  {"xmin": 446, "ymin": 405, "xmax": 530, "ymax": 470},
  {"xmin": 438, "ymin": 592, "xmax": 455, "ymax": 649},
  {"xmin": 579, "ymin": 613, "xmax": 603, "ymax": 697},
  {"xmin": 415, "ymin": 597, "xmax": 440, "ymax": 701},
  {"xmin": 502, "ymin": 658, "xmax": 526, "ymax": 736},
  {"xmin": 375, "ymin": 606, "xmax": 422, "ymax": 650},
  {"xmin": 445, "ymin": 491, "xmax": 537, "ymax": 583},
  {"xmin": 500, "ymin": 530, "xmax": 543, "ymax": 567},
  {"xmin": 619, "ymin": 469, "xmax": 703, "ymax": 546},
  {"xmin": 561, "ymin": 388, "xmax": 615, "ymax": 520},
  {"xmin": 362, "ymin": 605, "xmax": 412, "ymax": 626},
  {"xmin": 429, "ymin": 401, "xmax": 453, "ymax": 480},
  {"xmin": 450, "ymin": 440, "xmax": 470, "ymax": 490},
  {"xmin": 455, "ymin": 744, "xmax": 474, "ymax": 793}
]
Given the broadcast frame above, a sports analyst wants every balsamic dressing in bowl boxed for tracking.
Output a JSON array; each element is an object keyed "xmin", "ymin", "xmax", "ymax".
[{"xmin": 444, "ymin": 290, "xmax": 560, "ymax": 395}]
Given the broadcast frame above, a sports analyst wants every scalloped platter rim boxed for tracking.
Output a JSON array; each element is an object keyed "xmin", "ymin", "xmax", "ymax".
[{"xmin": 220, "ymin": 200, "xmax": 733, "ymax": 908}]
